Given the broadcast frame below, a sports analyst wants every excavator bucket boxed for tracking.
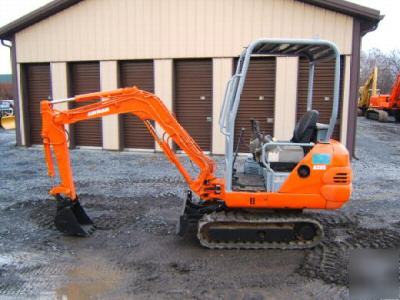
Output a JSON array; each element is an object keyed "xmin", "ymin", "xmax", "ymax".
[
  {"xmin": 54, "ymin": 195, "xmax": 95, "ymax": 236},
  {"xmin": 1, "ymin": 115, "xmax": 15, "ymax": 130}
]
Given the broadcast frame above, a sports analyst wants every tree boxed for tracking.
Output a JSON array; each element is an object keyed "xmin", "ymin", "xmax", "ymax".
[
  {"xmin": 360, "ymin": 48, "xmax": 400, "ymax": 94},
  {"xmin": 0, "ymin": 83, "xmax": 13, "ymax": 100}
]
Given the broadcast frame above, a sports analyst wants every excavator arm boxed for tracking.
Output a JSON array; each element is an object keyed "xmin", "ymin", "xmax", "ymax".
[
  {"xmin": 388, "ymin": 74, "xmax": 400, "ymax": 107},
  {"xmin": 41, "ymin": 87, "xmax": 224, "ymax": 235},
  {"xmin": 367, "ymin": 73, "xmax": 400, "ymax": 121},
  {"xmin": 40, "ymin": 87, "xmax": 225, "ymax": 236},
  {"xmin": 358, "ymin": 67, "xmax": 378, "ymax": 110}
]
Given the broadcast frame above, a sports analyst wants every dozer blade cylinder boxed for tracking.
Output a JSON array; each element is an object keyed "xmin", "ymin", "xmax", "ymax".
[{"xmin": 54, "ymin": 195, "xmax": 95, "ymax": 236}]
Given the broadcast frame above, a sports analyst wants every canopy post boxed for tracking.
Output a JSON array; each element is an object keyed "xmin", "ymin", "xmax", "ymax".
[
  {"xmin": 220, "ymin": 38, "xmax": 341, "ymax": 191},
  {"xmin": 307, "ymin": 62, "xmax": 315, "ymax": 111}
]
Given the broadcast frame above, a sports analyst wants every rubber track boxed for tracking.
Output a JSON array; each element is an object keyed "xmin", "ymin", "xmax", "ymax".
[{"xmin": 197, "ymin": 211, "xmax": 324, "ymax": 249}]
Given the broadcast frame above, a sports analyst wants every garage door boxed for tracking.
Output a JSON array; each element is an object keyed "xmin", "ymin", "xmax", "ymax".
[
  {"xmin": 119, "ymin": 61, "xmax": 154, "ymax": 149},
  {"xmin": 24, "ymin": 63, "xmax": 52, "ymax": 145},
  {"xmin": 69, "ymin": 62, "xmax": 101, "ymax": 147},
  {"xmin": 297, "ymin": 57, "xmax": 345, "ymax": 140},
  {"xmin": 234, "ymin": 58, "xmax": 276, "ymax": 152},
  {"xmin": 174, "ymin": 59, "xmax": 212, "ymax": 151}
]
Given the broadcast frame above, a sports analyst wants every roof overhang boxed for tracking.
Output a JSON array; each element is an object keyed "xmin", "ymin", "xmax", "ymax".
[
  {"xmin": 0, "ymin": 0, "xmax": 81, "ymax": 40},
  {"xmin": 297, "ymin": 0, "xmax": 383, "ymax": 35},
  {"xmin": 0, "ymin": 0, "xmax": 383, "ymax": 40}
]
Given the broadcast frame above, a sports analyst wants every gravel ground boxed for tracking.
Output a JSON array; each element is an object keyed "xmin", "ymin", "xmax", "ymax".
[{"xmin": 0, "ymin": 117, "xmax": 400, "ymax": 299}]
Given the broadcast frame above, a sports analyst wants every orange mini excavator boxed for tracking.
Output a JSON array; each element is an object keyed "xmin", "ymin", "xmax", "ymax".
[{"xmin": 41, "ymin": 39, "xmax": 352, "ymax": 249}]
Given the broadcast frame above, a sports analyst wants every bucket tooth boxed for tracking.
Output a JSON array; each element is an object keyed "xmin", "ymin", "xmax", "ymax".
[{"xmin": 54, "ymin": 195, "xmax": 95, "ymax": 237}]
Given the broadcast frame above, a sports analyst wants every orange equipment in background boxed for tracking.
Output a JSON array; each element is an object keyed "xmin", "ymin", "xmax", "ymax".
[
  {"xmin": 366, "ymin": 74, "xmax": 400, "ymax": 122},
  {"xmin": 40, "ymin": 39, "xmax": 352, "ymax": 249}
]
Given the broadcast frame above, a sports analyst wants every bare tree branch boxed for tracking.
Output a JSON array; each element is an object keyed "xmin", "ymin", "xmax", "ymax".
[{"xmin": 360, "ymin": 48, "xmax": 400, "ymax": 94}]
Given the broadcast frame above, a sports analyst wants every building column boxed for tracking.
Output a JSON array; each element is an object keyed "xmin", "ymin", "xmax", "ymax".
[
  {"xmin": 341, "ymin": 55, "xmax": 351, "ymax": 146},
  {"xmin": 16, "ymin": 64, "xmax": 26, "ymax": 145},
  {"xmin": 50, "ymin": 62, "xmax": 69, "ymax": 135},
  {"xmin": 274, "ymin": 57, "xmax": 299, "ymax": 140},
  {"xmin": 154, "ymin": 59, "xmax": 173, "ymax": 151},
  {"xmin": 347, "ymin": 19, "xmax": 361, "ymax": 156},
  {"xmin": 100, "ymin": 61, "xmax": 120, "ymax": 150},
  {"xmin": 212, "ymin": 58, "xmax": 232, "ymax": 155}
]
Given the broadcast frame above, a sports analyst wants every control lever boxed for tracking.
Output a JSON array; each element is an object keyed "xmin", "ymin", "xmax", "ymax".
[
  {"xmin": 233, "ymin": 128, "xmax": 245, "ymax": 168},
  {"xmin": 250, "ymin": 119, "xmax": 264, "ymax": 141}
]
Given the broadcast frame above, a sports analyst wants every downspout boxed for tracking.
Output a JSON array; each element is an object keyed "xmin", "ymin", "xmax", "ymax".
[
  {"xmin": 1, "ymin": 39, "xmax": 11, "ymax": 48},
  {"xmin": 361, "ymin": 22, "xmax": 379, "ymax": 37},
  {"xmin": 1, "ymin": 37, "xmax": 22, "ymax": 146}
]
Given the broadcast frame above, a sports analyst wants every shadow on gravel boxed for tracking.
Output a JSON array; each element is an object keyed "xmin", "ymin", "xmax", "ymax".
[
  {"xmin": 3, "ymin": 193, "xmax": 400, "ymax": 298},
  {"xmin": 298, "ymin": 212, "xmax": 400, "ymax": 286}
]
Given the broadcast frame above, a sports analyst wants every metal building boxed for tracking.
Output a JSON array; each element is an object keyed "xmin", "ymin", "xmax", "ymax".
[{"xmin": 0, "ymin": 0, "xmax": 382, "ymax": 155}]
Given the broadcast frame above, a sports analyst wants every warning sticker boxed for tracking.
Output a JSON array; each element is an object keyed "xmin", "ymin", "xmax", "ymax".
[{"xmin": 312, "ymin": 153, "xmax": 331, "ymax": 165}]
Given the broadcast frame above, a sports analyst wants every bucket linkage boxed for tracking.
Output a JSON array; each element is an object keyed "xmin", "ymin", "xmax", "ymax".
[{"xmin": 54, "ymin": 194, "xmax": 96, "ymax": 236}]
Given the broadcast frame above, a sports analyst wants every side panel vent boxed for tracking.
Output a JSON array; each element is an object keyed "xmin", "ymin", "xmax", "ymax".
[{"xmin": 333, "ymin": 172, "xmax": 348, "ymax": 183}]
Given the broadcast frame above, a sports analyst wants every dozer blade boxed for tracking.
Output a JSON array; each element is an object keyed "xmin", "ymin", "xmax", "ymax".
[
  {"xmin": 54, "ymin": 195, "xmax": 96, "ymax": 236},
  {"xmin": 1, "ymin": 115, "xmax": 15, "ymax": 130}
]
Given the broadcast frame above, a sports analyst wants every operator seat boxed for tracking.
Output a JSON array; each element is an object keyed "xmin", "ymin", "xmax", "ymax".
[
  {"xmin": 291, "ymin": 110, "xmax": 319, "ymax": 143},
  {"xmin": 266, "ymin": 110, "xmax": 319, "ymax": 171},
  {"xmin": 249, "ymin": 110, "xmax": 320, "ymax": 172}
]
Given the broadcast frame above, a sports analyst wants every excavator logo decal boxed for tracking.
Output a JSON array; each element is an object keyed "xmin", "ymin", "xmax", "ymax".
[{"xmin": 88, "ymin": 107, "xmax": 110, "ymax": 117}]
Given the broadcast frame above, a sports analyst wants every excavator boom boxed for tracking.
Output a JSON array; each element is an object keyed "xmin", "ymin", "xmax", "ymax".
[
  {"xmin": 388, "ymin": 74, "xmax": 400, "ymax": 106},
  {"xmin": 41, "ymin": 87, "xmax": 222, "ymax": 202},
  {"xmin": 42, "ymin": 87, "xmax": 223, "ymax": 236},
  {"xmin": 357, "ymin": 67, "xmax": 378, "ymax": 113}
]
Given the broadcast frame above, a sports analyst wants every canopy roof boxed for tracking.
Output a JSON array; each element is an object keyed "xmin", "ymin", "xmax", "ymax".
[{"xmin": 250, "ymin": 41, "xmax": 337, "ymax": 62}]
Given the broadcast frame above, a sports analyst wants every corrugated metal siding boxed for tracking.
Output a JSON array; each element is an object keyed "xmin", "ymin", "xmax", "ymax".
[
  {"xmin": 296, "ymin": 57, "xmax": 345, "ymax": 140},
  {"xmin": 234, "ymin": 58, "xmax": 276, "ymax": 152},
  {"xmin": 15, "ymin": 0, "xmax": 353, "ymax": 63},
  {"xmin": 69, "ymin": 61, "xmax": 102, "ymax": 147},
  {"xmin": 23, "ymin": 63, "xmax": 52, "ymax": 145},
  {"xmin": 174, "ymin": 59, "xmax": 212, "ymax": 151},
  {"xmin": 119, "ymin": 60, "xmax": 154, "ymax": 149}
]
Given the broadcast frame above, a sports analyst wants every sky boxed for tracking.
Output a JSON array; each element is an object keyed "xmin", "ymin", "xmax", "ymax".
[{"xmin": 0, "ymin": 0, "xmax": 399, "ymax": 74}]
